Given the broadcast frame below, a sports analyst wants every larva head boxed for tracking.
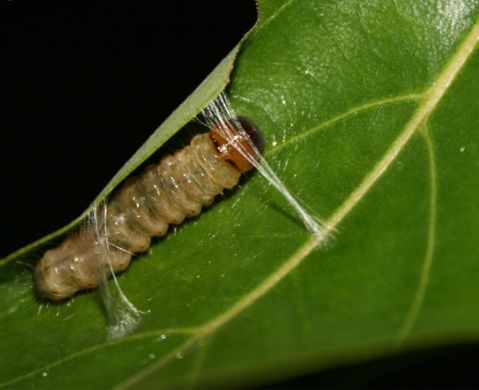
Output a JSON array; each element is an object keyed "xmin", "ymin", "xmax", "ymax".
[{"xmin": 209, "ymin": 116, "xmax": 264, "ymax": 173}]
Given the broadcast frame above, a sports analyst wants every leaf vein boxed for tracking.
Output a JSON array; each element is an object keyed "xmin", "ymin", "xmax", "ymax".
[
  {"xmin": 266, "ymin": 93, "xmax": 423, "ymax": 156},
  {"xmin": 396, "ymin": 128, "xmax": 437, "ymax": 344},
  {"xmin": 254, "ymin": 0, "xmax": 296, "ymax": 34}
]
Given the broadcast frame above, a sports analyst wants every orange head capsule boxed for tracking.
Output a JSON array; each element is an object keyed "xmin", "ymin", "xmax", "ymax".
[{"xmin": 209, "ymin": 116, "xmax": 264, "ymax": 173}]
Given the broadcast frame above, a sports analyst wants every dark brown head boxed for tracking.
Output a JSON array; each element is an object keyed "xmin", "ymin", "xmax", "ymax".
[{"xmin": 209, "ymin": 116, "xmax": 264, "ymax": 173}]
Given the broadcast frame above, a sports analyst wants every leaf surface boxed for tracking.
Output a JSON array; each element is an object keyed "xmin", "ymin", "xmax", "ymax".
[{"xmin": 2, "ymin": 0, "xmax": 479, "ymax": 388}]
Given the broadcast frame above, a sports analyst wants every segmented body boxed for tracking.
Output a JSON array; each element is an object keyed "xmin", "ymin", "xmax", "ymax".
[{"xmin": 35, "ymin": 119, "xmax": 261, "ymax": 301}]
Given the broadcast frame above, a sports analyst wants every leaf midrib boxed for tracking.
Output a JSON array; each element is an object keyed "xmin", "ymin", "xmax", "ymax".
[{"xmin": 114, "ymin": 15, "xmax": 479, "ymax": 389}]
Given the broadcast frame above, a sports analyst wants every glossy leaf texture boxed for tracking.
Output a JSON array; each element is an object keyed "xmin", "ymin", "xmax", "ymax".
[{"xmin": 2, "ymin": 0, "xmax": 479, "ymax": 388}]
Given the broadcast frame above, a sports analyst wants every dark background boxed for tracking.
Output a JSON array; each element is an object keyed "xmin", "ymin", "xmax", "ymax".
[
  {"xmin": 1, "ymin": 1, "xmax": 478, "ymax": 388},
  {"xmin": 1, "ymin": 0, "xmax": 256, "ymax": 258}
]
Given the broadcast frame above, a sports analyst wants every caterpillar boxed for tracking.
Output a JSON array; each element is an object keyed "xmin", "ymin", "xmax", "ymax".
[{"xmin": 34, "ymin": 117, "xmax": 263, "ymax": 301}]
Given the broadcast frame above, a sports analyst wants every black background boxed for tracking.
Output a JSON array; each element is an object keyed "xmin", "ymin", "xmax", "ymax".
[
  {"xmin": 1, "ymin": 1, "xmax": 478, "ymax": 388},
  {"xmin": 1, "ymin": 0, "xmax": 256, "ymax": 258}
]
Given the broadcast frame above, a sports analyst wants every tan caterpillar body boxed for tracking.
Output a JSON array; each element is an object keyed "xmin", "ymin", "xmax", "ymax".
[{"xmin": 34, "ymin": 117, "xmax": 263, "ymax": 301}]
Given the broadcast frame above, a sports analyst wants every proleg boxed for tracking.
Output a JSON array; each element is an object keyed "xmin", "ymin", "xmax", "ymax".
[{"xmin": 34, "ymin": 117, "xmax": 263, "ymax": 301}]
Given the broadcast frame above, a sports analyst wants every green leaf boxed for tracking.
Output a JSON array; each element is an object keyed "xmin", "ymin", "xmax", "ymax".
[{"xmin": 2, "ymin": 0, "xmax": 479, "ymax": 388}]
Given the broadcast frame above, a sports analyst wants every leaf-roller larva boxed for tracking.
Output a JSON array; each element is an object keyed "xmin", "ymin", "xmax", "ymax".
[{"xmin": 34, "ymin": 117, "xmax": 263, "ymax": 301}]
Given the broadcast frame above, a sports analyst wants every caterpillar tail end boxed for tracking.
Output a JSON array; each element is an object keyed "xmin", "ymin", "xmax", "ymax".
[
  {"xmin": 34, "ymin": 251, "xmax": 79, "ymax": 302},
  {"xmin": 34, "ymin": 230, "xmax": 125, "ymax": 302}
]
